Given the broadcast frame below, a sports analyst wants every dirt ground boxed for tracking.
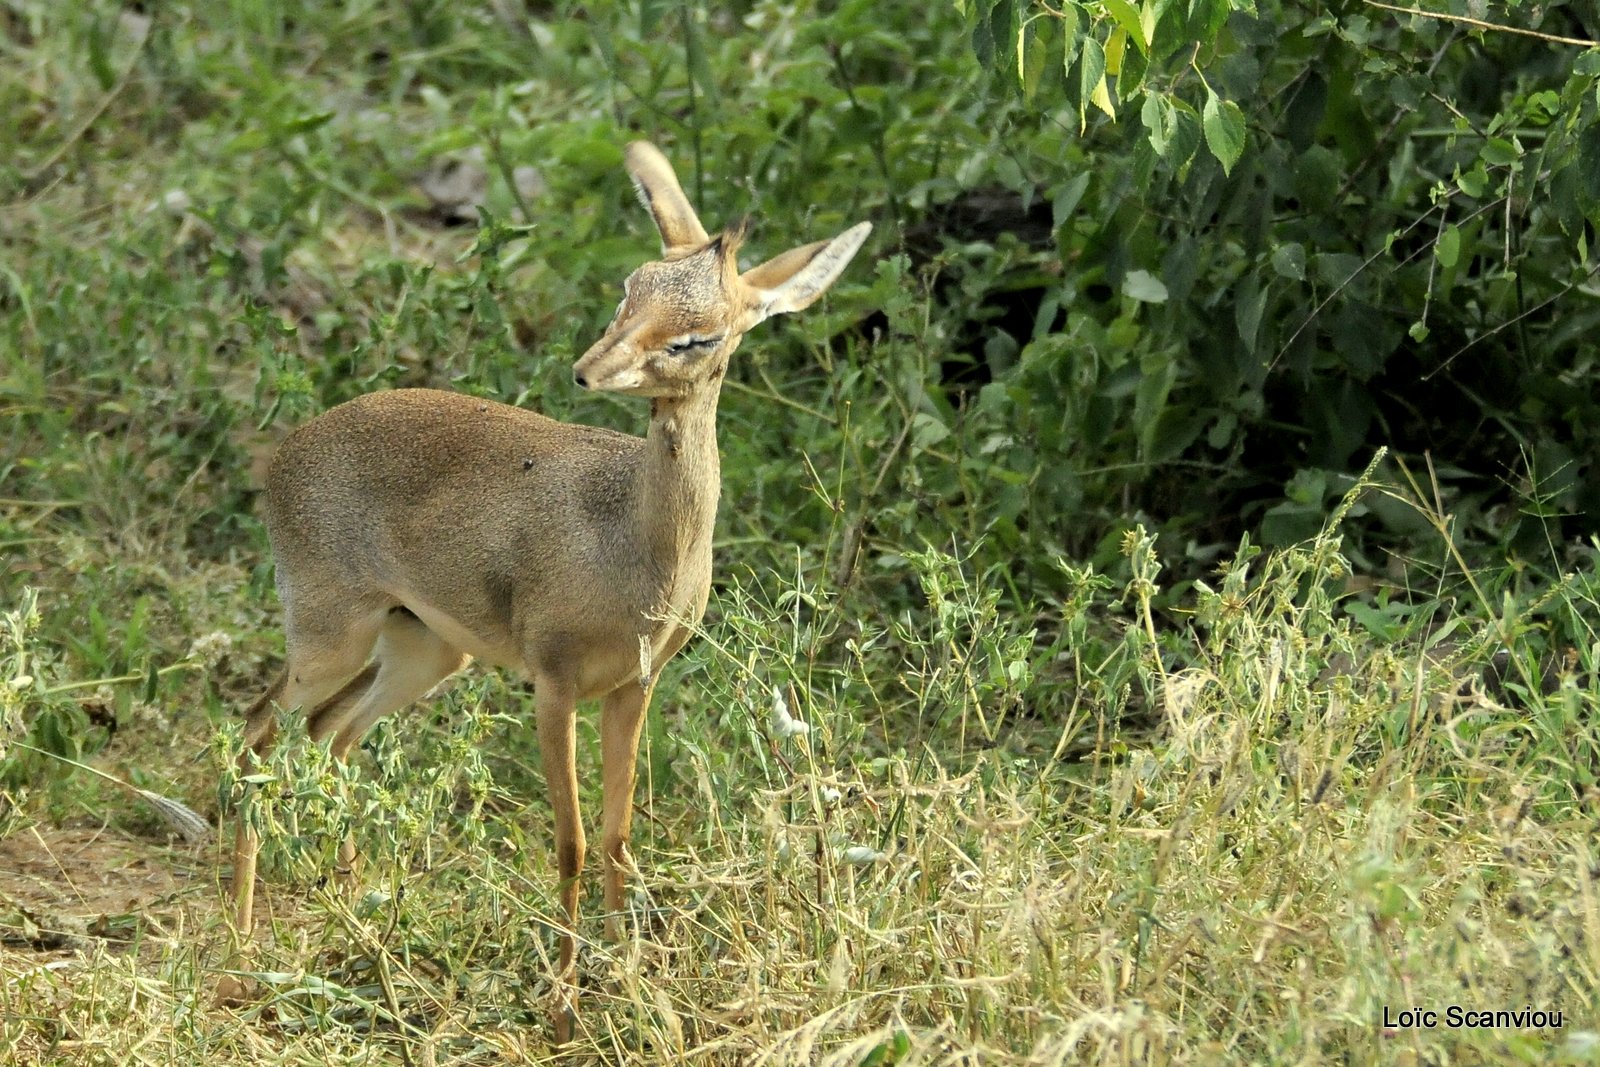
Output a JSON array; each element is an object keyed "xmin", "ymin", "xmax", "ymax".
[{"xmin": 0, "ymin": 823, "xmax": 219, "ymax": 973}]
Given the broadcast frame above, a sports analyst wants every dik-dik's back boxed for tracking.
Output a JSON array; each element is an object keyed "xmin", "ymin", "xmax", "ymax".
[{"xmin": 263, "ymin": 387, "xmax": 654, "ymax": 675}]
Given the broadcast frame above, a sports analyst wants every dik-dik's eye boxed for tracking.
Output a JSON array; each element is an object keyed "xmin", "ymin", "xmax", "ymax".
[{"xmin": 664, "ymin": 335, "xmax": 723, "ymax": 355}]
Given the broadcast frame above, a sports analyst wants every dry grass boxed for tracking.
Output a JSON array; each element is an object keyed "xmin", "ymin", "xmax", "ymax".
[{"xmin": 4, "ymin": 506, "xmax": 1598, "ymax": 1063}]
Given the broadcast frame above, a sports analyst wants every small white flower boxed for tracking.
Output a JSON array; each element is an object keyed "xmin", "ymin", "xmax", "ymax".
[
  {"xmin": 842, "ymin": 845, "xmax": 884, "ymax": 865},
  {"xmin": 769, "ymin": 685, "xmax": 810, "ymax": 739},
  {"xmin": 188, "ymin": 631, "xmax": 233, "ymax": 667},
  {"xmin": 819, "ymin": 786, "xmax": 842, "ymax": 804},
  {"xmin": 131, "ymin": 702, "xmax": 171, "ymax": 733}
]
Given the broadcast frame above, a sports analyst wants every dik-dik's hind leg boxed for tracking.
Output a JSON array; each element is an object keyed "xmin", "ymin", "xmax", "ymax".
[
  {"xmin": 230, "ymin": 663, "xmax": 374, "ymax": 939},
  {"xmin": 227, "ymin": 671, "xmax": 293, "ymax": 950},
  {"xmin": 600, "ymin": 680, "xmax": 653, "ymax": 941},
  {"xmin": 227, "ymin": 605, "xmax": 387, "ymax": 943},
  {"xmin": 307, "ymin": 608, "xmax": 469, "ymax": 882},
  {"xmin": 220, "ymin": 655, "xmax": 379, "ymax": 1004},
  {"xmin": 312, "ymin": 609, "xmax": 469, "ymax": 758}
]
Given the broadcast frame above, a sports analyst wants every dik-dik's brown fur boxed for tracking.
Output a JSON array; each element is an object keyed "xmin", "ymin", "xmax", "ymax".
[{"xmin": 220, "ymin": 142, "xmax": 870, "ymax": 1041}]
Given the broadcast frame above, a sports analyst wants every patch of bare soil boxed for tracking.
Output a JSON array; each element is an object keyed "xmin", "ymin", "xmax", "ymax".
[{"xmin": 0, "ymin": 824, "xmax": 216, "ymax": 966}]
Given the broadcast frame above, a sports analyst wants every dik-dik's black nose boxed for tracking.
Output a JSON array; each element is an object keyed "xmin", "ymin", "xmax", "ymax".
[{"xmin": 573, "ymin": 370, "xmax": 589, "ymax": 389}]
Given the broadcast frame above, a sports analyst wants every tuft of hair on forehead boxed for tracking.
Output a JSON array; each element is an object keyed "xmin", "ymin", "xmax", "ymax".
[
  {"xmin": 701, "ymin": 217, "xmax": 750, "ymax": 281},
  {"xmin": 720, "ymin": 216, "xmax": 751, "ymax": 258}
]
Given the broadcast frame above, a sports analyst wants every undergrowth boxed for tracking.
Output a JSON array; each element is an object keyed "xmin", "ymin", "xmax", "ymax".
[{"xmin": 4, "ymin": 470, "xmax": 1598, "ymax": 1062}]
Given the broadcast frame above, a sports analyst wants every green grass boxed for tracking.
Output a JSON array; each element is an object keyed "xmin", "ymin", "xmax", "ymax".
[{"xmin": 3, "ymin": 2, "xmax": 1599, "ymax": 1064}]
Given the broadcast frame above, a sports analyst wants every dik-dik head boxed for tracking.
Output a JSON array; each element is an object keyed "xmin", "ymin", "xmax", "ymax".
[{"xmin": 573, "ymin": 142, "xmax": 871, "ymax": 398}]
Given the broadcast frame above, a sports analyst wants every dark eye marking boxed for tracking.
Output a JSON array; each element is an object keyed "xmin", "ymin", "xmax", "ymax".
[{"xmin": 664, "ymin": 335, "xmax": 723, "ymax": 355}]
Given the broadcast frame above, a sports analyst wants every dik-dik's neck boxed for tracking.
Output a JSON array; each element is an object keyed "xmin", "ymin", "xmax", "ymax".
[{"xmin": 637, "ymin": 388, "xmax": 723, "ymax": 566}]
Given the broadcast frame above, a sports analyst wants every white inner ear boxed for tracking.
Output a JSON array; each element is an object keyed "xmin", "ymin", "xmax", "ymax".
[
  {"xmin": 753, "ymin": 222, "xmax": 872, "ymax": 318},
  {"xmin": 627, "ymin": 172, "xmax": 654, "ymax": 217}
]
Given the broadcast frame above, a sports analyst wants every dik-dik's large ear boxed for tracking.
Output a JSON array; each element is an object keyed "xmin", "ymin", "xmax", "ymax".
[
  {"xmin": 739, "ymin": 222, "xmax": 872, "ymax": 325},
  {"xmin": 625, "ymin": 142, "xmax": 710, "ymax": 256}
]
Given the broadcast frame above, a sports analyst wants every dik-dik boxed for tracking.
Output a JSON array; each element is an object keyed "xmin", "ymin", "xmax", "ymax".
[{"xmin": 222, "ymin": 142, "xmax": 871, "ymax": 1037}]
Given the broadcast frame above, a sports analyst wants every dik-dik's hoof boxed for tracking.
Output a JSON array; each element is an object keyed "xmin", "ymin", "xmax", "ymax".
[
  {"xmin": 550, "ymin": 998, "xmax": 576, "ymax": 1045},
  {"xmin": 212, "ymin": 972, "xmax": 257, "ymax": 1007}
]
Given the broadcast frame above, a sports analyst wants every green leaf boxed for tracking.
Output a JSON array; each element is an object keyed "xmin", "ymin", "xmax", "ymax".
[
  {"xmin": 1346, "ymin": 600, "xmax": 1406, "ymax": 640},
  {"xmin": 1123, "ymin": 269, "xmax": 1169, "ymax": 303},
  {"xmin": 1434, "ymin": 224, "xmax": 1461, "ymax": 268},
  {"xmin": 1580, "ymin": 124, "xmax": 1600, "ymax": 202},
  {"xmin": 1284, "ymin": 72, "xmax": 1327, "ymax": 152},
  {"xmin": 1480, "ymin": 137, "xmax": 1519, "ymax": 167},
  {"xmin": 683, "ymin": 8, "xmax": 721, "ymax": 107},
  {"xmin": 1202, "ymin": 89, "xmax": 1246, "ymax": 175},
  {"xmin": 1303, "ymin": 13, "xmax": 1336, "ymax": 36},
  {"xmin": 1190, "ymin": 0, "xmax": 1231, "ymax": 36},
  {"xmin": 1052, "ymin": 171, "xmax": 1091, "ymax": 229},
  {"xmin": 1525, "ymin": 89, "xmax": 1559, "ymax": 125},
  {"xmin": 640, "ymin": 0, "xmax": 670, "ymax": 34},
  {"xmin": 1134, "ymin": 348, "xmax": 1178, "ymax": 458},
  {"xmin": 86, "ymin": 17, "xmax": 117, "ymax": 91},
  {"xmin": 1102, "ymin": 0, "xmax": 1149, "ymax": 54},
  {"xmin": 1284, "ymin": 467, "xmax": 1327, "ymax": 506},
  {"xmin": 1059, "ymin": 2, "xmax": 1085, "ymax": 75},
  {"xmin": 1314, "ymin": 252, "xmax": 1365, "ymax": 287},
  {"xmin": 1020, "ymin": 18, "xmax": 1046, "ymax": 98},
  {"xmin": 1017, "ymin": 16, "xmax": 1028, "ymax": 88},
  {"xmin": 1103, "ymin": 25, "xmax": 1127, "ymax": 77},
  {"xmin": 971, "ymin": 2, "xmax": 996, "ymax": 66},
  {"xmin": 1166, "ymin": 98, "xmax": 1202, "ymax": 170},
  {"xmin": 1142, "ymin": 92, "xmax": 1175, "ymax": 158},
  {"xmin": 1236, "ymin": 273, "xmax": 1267, "ymax": 353},
  {"xmin": 1207, "ymin": 410, "xmax": 1237, "ymax": 449},
  {"xmin": 279, "ymin": 111, "xmax": 335, "ymax": 137},
  {"xmin": 1260, "ymin": 500, "xmax": 1321, "ymax": 545},
  {"xmin": 1080, "ymin": 36, "xmax": 1107, "ymax": 128},
  {"xmin": 911, "ymin": 411, "xmax": 951, "ymax": 452},
  {"xmin": 1270, "ymin": 243, "xmax": 1306, "ymax": 281},
  {"xmin": 990, "ymin": 0, "xmax": 1019, "ymax": 82},
  {"xmin": 1454, "ymin": 162, "xmax": 1488, "ymax": 199}
]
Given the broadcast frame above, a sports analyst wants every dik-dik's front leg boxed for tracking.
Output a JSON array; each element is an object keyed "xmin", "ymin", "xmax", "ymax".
[
  {"xmin": 600, "ymin": 679, "xmax": 653, "ymax": 940},
  {"xmin": 533, "ymin": 671, "xmax": 584, "ymax": 1043}
]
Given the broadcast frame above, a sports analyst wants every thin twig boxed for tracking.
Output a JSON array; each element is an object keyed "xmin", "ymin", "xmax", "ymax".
[
  {"xmin": 1425, "ymin": 258, "xmax": 1600, "ymax": 380},
  {"xmin": 40, "ymin": 662, "xmax": 199, "ymax": 696},
  {"xmin": 1363, "ymin": 0, "xmax": 1598, "ymax": 47},
  {"xmin": 486, "ymin": 125, "xmax": 534, "ymax": 226},
  {"xmin": 832, "ymin": 402, "xmax": 914, "ymax": 589},
  {"xmin": 1270, "ymin": 191, "xmax": 1507, "ymax": 372},
  {"xmin": 1268, "ymin": 204, "xmax": 1440, "ymax": 371}
]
